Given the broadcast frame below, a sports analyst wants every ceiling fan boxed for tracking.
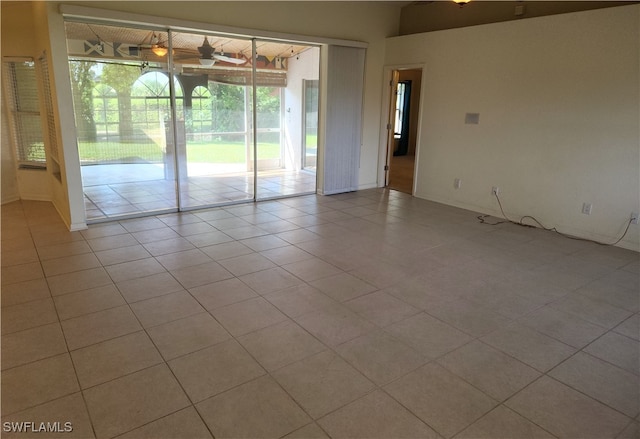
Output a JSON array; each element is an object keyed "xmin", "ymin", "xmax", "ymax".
[
  {"xmin": 135, "ymin": 32, "xmax": 170, "ymax": 57},
  {"xmin": 197, "ymin": 36, "xmax": 247, "ymax": 66},
  {"xmin": 149, "ymin": 33, "xmax": 169, "ymax": 57},
  {"xmin": 136, "ymin": 33, "xmax": 248, "ymax": 66}
]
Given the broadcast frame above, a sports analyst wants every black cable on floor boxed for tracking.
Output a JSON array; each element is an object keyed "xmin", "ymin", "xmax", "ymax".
[{"xmin": 478, "ymin": 193, "xmax": 633, "ymax": 247}]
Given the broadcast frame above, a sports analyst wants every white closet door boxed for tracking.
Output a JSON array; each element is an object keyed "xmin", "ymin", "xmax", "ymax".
[{"xmin": 322, "ymin": 45, "xmax": 365, "ymax": 195}]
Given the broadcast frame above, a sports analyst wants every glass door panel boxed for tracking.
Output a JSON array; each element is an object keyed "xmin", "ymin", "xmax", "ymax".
[
  {"xmin": 172, "ymin": 31, "xmax": 255, "ymax": 209},
  {"xmin": 254, "ymin": 85, "xmax": 283, "ymax": 198},
  {"xmin": 256, "ymin": 42, "xmax": 319, "ymax": 200},
  {"xmin": 65, "ymin": 23, "xmax": 178, "ymax": 221},
  {"xmin": 303, "ymin": 79, "xmax": 319, "ymax": 170},
  {"xmin": 67, "ymin": 21, "xmax": 322, "ymax": 221}
]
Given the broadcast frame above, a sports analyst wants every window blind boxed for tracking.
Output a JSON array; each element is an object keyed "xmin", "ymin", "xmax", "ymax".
[
  {"xmin": 2, "ymin": 59, "xmax": 47, "ymax": 169},
  {"xmin": 322, "ymin": 45, "xmax": 365, "ymax": 194},
  {"xmin": 39, "ymin": 53, "xmax": 59, "ymax": 162}
]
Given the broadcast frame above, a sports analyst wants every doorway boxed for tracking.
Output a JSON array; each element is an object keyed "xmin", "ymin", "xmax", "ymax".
[{"xmin": 385, "ymin": 69, "xmax": 421, "ymax": 194}]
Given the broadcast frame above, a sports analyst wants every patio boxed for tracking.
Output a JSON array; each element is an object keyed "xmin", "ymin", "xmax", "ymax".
[{"xmin": 82, "ymin": 163, "xmax": 316, "ymax": 222}]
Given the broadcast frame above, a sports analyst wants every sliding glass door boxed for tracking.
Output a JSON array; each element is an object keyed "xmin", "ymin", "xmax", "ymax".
[
  {"xmin": 169, "ymin": 31, "xmax": 255, "ymax": 209},
  {"xmin": 256, "ymin": 44, "xmax": 319, "ymax": 200},
  {"xmin": 65, "ymin": 22, "xmax": 319, "ymax": 221},
  {"xmin": 67, "ymin": 26, "xmax": 179, "ymax": 220}
]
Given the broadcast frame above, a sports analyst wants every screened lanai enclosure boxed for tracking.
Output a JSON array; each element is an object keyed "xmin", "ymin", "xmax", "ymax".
[{"xmin": 65, "ymin": 22, "xmax": 319, "ymax": 221}]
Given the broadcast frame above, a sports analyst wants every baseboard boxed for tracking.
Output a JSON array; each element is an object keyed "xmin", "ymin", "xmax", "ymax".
[
  {"xmin": 413, "ymin": 191, "xmax": 640, "ymax": 252},
  {"xmin": 17, "ymin": 193, "xmax": 52, "ymax": 202},
  {"xmin": 51, "ymin": 199, "xmax": 88, "ymax": 232},
  {"xmin": 357, "ymin": 182, "xmax": 378, "ymax": 191},
  {"xmin": 69, "ymin": 222, "xmax": 88, "ymax": 231},
  {"xmin": 1, "ymin": 195, "xmax": 21, "ymax": 205},
  {"xmin": 319, "ymin": 187, "xmax": 358, "ymax": 196}
]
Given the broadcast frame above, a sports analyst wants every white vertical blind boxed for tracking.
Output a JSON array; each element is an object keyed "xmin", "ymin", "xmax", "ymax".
[
  {"xmin": 39, "ymin": 53, "xmax": 59, "ymax": 162},
  {"xmin": 2, "ymin": 59, "xmax": 47, "ymax": 168},
  {"xmin": 1, "ymin": 95, "xmax": 20, "ymax": 203},
  {"xmin": 322, "ymin": 45, "xmax": 365, "ymax": 194}
]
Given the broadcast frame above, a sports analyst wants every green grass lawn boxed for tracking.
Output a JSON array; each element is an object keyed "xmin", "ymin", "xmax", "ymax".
[
  {"xmin": 187, "ymin": 140, "xmax": 280, "ymax": 162},
  {"xmin": 306, "ymin": 134, "xmax": 317, "ymax": 148},
  {"xmin": 78, "ymin": 140, "xmax": 281, "ymax": 163}
]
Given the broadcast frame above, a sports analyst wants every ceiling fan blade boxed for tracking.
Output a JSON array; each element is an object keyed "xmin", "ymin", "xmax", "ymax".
[{"xmin": 213, "ymin": 54, "xmax": 247, "ymax": 65}]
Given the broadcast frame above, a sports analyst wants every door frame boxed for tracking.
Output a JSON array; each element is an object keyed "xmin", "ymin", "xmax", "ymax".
[{"xmin": 378, "ymin": 64, "xmax": 425, "ymax": 195}]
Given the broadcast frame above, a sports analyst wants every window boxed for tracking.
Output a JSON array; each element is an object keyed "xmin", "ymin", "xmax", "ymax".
[
  {"xmin": 393, "ymin": 80, "xmax": 412, "ymax": 156},
  {"xmin": 92, "ymin": 83, "xmax": 119, "ymax": 138},
  {"xmin": 2, "ymin": 59, "xmax": 46, "ymax": 169},
  {"xmin": 394, "ymin": 81, "xmax": 407, "ymax": 138},
  {"xmin": 132, "ymin": 71, "xmax": 184, "ymax": 133},
  {"xmin": 191, "ymin": 85, "xmax": 213, "ymax": 139}
]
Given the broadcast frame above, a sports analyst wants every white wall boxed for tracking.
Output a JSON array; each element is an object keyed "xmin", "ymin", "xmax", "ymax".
[
  {"xmin": 385, "ymin": 5, "xmax": 639, "ymax": 250},
  {"xmin": 44, "ymin": 2, "xmax": 87, "ymax": 230}
]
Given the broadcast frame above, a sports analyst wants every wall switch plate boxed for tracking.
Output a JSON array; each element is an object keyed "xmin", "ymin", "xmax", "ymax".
[
  {"xmin": 491, "ymin": 186, "xmax": 500, "ymax": 196},
  {"xmin": 631, "ymin": 212, "xmax": 639, "ymax": 225},
  {"xmin": 582, "ymin": 203, "xmax": 592, "ymax": 215},
  {"xmin": 454, "ymin": 178, "xmax": 461, "ymax": 189},
  {"xmin": 465, "ymin": 113, "xmax": 480, "ymax": 124}
]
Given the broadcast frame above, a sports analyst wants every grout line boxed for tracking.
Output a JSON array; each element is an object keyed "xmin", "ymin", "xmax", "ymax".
[{"xmin": 3, "ymin": 191, "xmax": 638, "ymax": 438}]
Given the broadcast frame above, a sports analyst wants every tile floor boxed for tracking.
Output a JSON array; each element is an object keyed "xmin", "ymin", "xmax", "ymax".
[
  {"xmin": 1, "ymin": 188, "xmax": 639, "ymax": 439},
  {"xmin": 82, "ymin": 164, "xmax": 317, "ymax": 222}
]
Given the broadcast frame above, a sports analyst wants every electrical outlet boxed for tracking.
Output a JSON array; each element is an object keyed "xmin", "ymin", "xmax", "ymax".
[
  {"xmin": 582, "ymin": 203, "xmax": 592, "ymax": 215},
  {"xmin": 631, "ymin": 212, "xmax": 639, "ymax": 225},
  {"xmin": 491, "ymin": 186, "xmax": 500, "ymax": 196},
  {"xmin": 454, "ymin": 178, "xmax": 461, "ymax": 189}
]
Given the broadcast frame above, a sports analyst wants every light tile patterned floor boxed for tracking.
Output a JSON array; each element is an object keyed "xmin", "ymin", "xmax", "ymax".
[
  {"xmin": 1, "ymin": 189, "xmax": 638, "ymax": 439},
  {"xmin": 83, "ymin": 166, "xmax": 317, "ymax": 222}
]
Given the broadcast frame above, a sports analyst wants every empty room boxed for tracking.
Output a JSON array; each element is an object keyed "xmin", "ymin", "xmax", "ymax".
[{"xmin": 1, "ymin": 1, "xmax": 638, "ymax": 438}]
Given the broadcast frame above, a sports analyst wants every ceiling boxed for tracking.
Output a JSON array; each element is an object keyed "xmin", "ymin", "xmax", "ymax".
[
  {"xmin": 400, "ymin": 1, "xmax": 637, "ymax": 34},
  {"xmin": 65, "ymin": 2, "xmax": 636, "ymax": 61}
]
